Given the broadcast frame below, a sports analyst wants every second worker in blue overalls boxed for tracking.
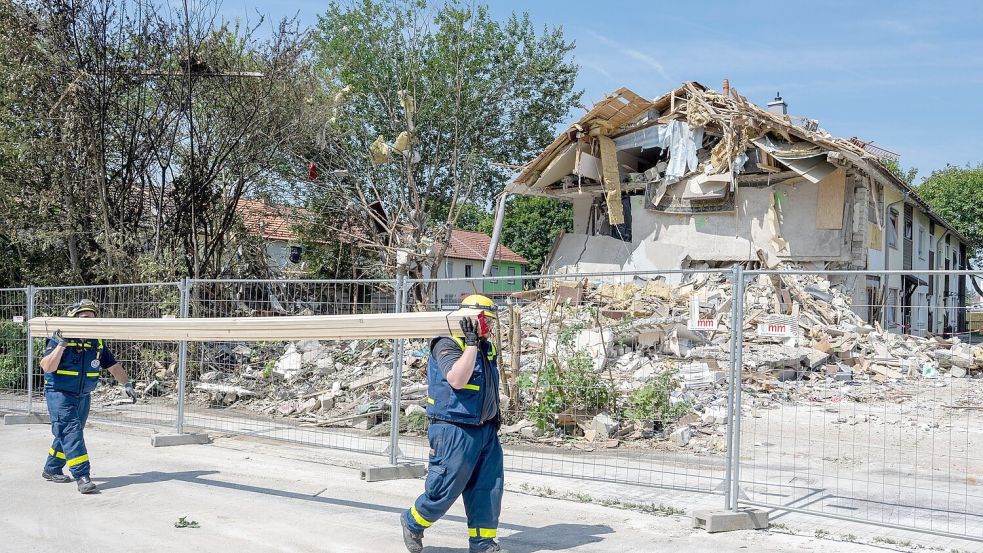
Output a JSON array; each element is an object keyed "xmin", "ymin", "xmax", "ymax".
[{"xmin": 401, "ymin": 294, "xmax": 507, "ymax": 553}]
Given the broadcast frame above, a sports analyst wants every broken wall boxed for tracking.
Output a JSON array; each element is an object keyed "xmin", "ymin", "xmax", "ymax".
[{"xmin": 546, "ymin": 173, "xmax": 861, "ymax": 276}]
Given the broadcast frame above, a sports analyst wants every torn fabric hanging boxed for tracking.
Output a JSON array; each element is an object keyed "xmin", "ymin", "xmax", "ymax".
[{"xmin": 613, "ymin": 120, "xmax": 703, "ymax": 184}]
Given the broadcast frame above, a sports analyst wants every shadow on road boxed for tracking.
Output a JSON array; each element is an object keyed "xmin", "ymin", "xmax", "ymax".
[
  {"xmin": 422, "ymin": 523, "xmax": 613, "ymax": 553},
  {"xmin": 94, "ymin": 471, "xmax": 614, "ymax": 550}
]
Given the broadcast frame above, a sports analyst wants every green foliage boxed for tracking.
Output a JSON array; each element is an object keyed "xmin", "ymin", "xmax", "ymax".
[
  {"xmin": 625, "ymin": 368, "xmax": 689, "ymax": 423},
  {"xmin": 529, "ymin": 354, "xmax": 614, "ymax": 431},
  {"xmin": 0, "ymin": 356, "xmax": 22, "ymax": 389},
  {"xmin": 478, "ymin": 196, "xmax": 572, "ymax": 273},
  {"xmin": 0, "ymin": 322, "xmax": 25, "ymax": 389},
  {"xmin": 917, "ymin": 163, "xmax": 983, "ymax": 258},
  {"xmin": 881, "ymin": 158, "xmax": 918, "ymax": 186},
  {"xmin": 403, "ymin": 411, "xmax": 429, "ymax": 433}
]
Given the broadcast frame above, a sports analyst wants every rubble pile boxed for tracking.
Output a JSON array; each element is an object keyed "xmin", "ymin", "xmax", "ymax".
[{"xmin": 102, "ymin": 271, "xmax": 981, "ymax": 451}]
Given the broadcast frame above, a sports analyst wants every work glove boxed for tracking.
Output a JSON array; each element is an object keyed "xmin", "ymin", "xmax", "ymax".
[
  {"xmin": 459, "ymin": 317, "xmax": 479, "ymax": 347},
  {"xmin": 52, "ymin": 329, "xmax": 66, "ymax": 347},
  {"xmin": 123, "ymin": 382, "xmax": 138, "ymax": 403}
]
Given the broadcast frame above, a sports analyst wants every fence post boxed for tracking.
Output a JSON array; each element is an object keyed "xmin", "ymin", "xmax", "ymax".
[
  {"xmin": 729, "ymin": 265, "xmax": 746, "ymax": 511},
  {"xmin": 175, "ymin": 278, "xmax": 190, "ymax": 434},
  {"xmin": 25, "ymin": 285, "xmax": 35, "ymax": 415},
  {"xmin": 387, "ymin": 275, "xmax": 406, "ymax": 465},
  {"xmin": 722, "ymin": 267, "xmax": 738, "ymax": 509}
]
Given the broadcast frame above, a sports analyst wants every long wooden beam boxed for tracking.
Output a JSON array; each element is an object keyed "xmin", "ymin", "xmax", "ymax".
[{"xmin": 28, "ymin": 310, "xmax": 480, "ymax": 342}]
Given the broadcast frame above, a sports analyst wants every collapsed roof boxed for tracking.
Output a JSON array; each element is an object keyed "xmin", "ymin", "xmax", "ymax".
[{"xmin": 507, "ymin": 81, "xmax": 966, "ymax": 243}]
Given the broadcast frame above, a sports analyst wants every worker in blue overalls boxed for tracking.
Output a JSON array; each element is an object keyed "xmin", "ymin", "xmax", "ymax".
[
  {"xmin": 39, "ymin": 299, "xmax": 137, "ymax": 494},
  {"xmin": 401, "ymin": 294, "xmax": 507, "ymax": 553}
]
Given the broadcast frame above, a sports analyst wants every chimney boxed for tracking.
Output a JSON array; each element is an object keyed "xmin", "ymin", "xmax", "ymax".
[
  {"xmin": 722, "ymin": 79, "xmax": 730, "ymax": 97},
  {"xmin": 767, "ymin": 92, "xmax": 788, "ymax": 115}
]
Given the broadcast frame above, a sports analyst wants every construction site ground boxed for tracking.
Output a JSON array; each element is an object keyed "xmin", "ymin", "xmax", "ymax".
[{"xmin": 3, "ymin": 421, "xmax": 976, "ymax": 553}]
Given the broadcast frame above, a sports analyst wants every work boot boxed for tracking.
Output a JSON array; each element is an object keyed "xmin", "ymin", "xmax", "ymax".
[
  {"xmin": 76, "ymin": 475, "xmax": 98, "ymax": 494},
  {"xmin": 41, "ymin": 471, "xmax": 72, "ymax": 483},
  {"xmin": 400, "ymin": 515, "xmax": 423, "ymax": 553},
  {"xmin": 473, "ymin": 542, "xmax": 509, "ymax": 553}
]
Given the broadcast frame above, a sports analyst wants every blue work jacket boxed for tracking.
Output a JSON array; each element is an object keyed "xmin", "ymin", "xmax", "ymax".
[{"xmin": 425, "ymin": 337, "xmax": 500, "ymax": 426}]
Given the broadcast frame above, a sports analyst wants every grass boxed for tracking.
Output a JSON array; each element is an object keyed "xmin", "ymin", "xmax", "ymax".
[
  {"xmin": 814, "ymin": 529, "xmax": 830, "ymax": 538},
  {"xmin": 769, "ymin": 522, "xmax": 792, "ymax": 533},
  {"xmin": 512, "ymin": 483, "xmax": 684, "ymax": 517},
  {"xmin": 841, "ymin": 533, "xmax": 857, "ymax": 542},
  {"xmin": 174, "ymin": 516, "xmax": 199, "ymax": 529},
  {"xmin": 872, "ymin": 536, "xmax": 913, "ymax": 547}
]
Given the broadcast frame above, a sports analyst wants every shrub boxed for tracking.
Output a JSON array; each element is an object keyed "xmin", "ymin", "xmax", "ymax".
[
  {"xmin": 529, "ymin": 353, "xmax": 614, "ymax": 431},
  {"xmin": 625, "ymin": 367, "xmax": 689, "ymax": 423}
]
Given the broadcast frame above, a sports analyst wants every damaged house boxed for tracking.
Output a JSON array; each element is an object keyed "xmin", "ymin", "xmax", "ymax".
[{"xmin": 505, "ymin": 82, "xmax": 970, "ymax": 335}]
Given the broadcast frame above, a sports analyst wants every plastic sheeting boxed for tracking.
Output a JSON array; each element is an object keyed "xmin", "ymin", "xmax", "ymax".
[{"xmin": 613, "ymin": 120, "xmax": 704, "ymax": 184}]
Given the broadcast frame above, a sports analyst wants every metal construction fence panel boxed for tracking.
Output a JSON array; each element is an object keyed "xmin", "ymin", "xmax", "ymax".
[
  {"xmin": 29, "ymin": 282, "xmax": 183, "ymax": 429},
  {"xmin": 0, "ymin": 287, "xmax": 28, "ymax": 413},
  {"xmin": 399, "ymin": 270, "xmax": 737, "ymax": 499},
  {"xmin": 734, "ymin": 269, "xmax": 983, "ymax": 544},
  {"xmin": 181, "ymin": 278, "xmax": 402, "ymax": 457}
]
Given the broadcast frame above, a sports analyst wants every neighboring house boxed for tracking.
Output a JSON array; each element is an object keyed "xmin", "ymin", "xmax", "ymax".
[
  {"xmin": 237, "ymin": 199, "xmax": 311, "ymax": 272},
  {"xmin": 506, "ymin": 82, "xmax": 970, "ymax": 334},
  {"xmin": 433, "ymin": 229, "xmax": 529, "ymax": 308}
]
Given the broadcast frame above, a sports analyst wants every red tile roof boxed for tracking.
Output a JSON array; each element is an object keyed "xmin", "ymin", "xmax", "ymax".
[
  {"xmin": 238, "ymin": 199, "xmax": 527, "ymax": 264},
  {"xmin": 237, "ymin": 199, "xmax": 309, "ymax": 242},
  {"xmin": 446, "ymin": 229, "xmax": 528, "ymax": 265}
]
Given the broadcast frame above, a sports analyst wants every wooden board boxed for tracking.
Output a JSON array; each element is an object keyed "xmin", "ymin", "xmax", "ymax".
[
  {"xmin": 816, "ymin": 168, "xmax": 846, "ymax": 230},
  {"xmin": 28, "ymin": 309, "xmax": 482, "ymax": 342}
]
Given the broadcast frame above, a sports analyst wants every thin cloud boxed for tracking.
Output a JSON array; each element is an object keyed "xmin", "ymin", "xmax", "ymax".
[
  {"xmin": 586, "ymin": 30, "xmax": 672, "ymax": 83},
  {"xmin": 580, "ymin": 60, "xmax": 612, "ymax": 78}
]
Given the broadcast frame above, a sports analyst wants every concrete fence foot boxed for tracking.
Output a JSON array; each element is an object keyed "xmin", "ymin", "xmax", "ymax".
[
  {"xmin": 360, "ymin": 463, "xmax": 426, "ymax": 482},
  {"xmin": 692, "ymin": 509, "xmax": 769, "ymax": 533},
  {"xmin": 150, "ymin": 432, "xmax": 211, "ymax": 447},
  {"xmin": 4, "ymin": 413, "xmax": 50, "ymax": 425}
]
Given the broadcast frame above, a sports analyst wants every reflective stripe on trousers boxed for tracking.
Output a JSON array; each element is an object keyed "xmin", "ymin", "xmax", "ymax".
[{"xmin": 44, "ymin": 390, "xmax": 92, "ymax": 478}]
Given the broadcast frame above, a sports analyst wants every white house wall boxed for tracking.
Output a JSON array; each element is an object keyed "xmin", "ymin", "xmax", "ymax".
[{"xmin": 547, "ymin": 177, "xmax": 852, "ymax": 276}]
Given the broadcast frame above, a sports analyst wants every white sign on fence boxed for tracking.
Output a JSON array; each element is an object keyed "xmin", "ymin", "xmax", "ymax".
[
  {"xmin": 687, "ymin": 295, "xmax": 720, "ymax": 331},
  {"xmin": 12, "ymin": 316, "xmax": 23, "ymax": 324},
  {"xmin": 757, "ymin": 322, "xmax": 794, "ymax": 337},
  {"xmin": 688, "ymin": 318, "xmax": 719, "ymax": 331}
]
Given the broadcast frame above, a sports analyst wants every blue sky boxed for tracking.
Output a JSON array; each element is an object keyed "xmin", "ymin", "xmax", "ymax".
[{"xmin": 221, "ymin": 0, "xmax": 983, "ymax": 182}]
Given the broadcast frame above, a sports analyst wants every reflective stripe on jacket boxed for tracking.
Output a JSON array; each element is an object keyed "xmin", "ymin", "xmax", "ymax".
[{"xmin": 44, "ymin": 339, "xmax": 104, "ymax": 395}]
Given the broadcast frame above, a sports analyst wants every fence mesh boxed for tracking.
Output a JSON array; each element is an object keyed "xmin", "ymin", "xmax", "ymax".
[
  {"xmin": 182, "ymin": 279, "xmax": 399, "ymax": 456},
  {"xmin": 0, "ymin": 288, "xmax": 28, "ymax": 413},
  {"xmin": 31, "ymin": 283, "xmax": 181, "ymax": 428},
  {"xmin": 735, "ymin": 270, "xmax": 983, "ymax": 542},
  {"xmin": 399, "ymin": 271, "xmax": 735, "ymax": 496}
]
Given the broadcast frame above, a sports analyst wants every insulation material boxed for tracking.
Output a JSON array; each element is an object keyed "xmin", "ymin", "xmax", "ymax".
[
  {"xmin": 398, "ymin": 89, "xmax": 416, "ymax": 116},
  {"xmin": 815, "ymin": 168, "xmax": 846, "ymax": 229},
  {"xmin": 369, "ymin": 135, "xmax": 392, "ymax": 165},
  {"xmin": 392, "ymin": 131, "xmax": 410, "ymax": 153},
  {"xmin": 598, "ymin": 135, "xmax": 625, "ymax": 225},
  {"xmin": 768, "ymin": 192, "xmax": 789, "ymax": 256},
  {"xmin": 29, "ymin": 310, "xmax": 484, "ymax": 342}
]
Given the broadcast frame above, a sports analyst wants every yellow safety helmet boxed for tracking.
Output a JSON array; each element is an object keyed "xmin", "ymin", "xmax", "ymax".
[
  {"xmin": 460, "ymin": 294, "xmax": 497, "ymax": 319},
  {"xmin": 67, "ymin": 299, "xmax": 99, "ymax": 317}
]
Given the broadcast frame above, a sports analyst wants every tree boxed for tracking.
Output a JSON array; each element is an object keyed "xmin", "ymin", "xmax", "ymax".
[
  {"xmin": 478, "ymin": 196, "xmax": 572, "ymax": 273},
  {"xmin": 0, "ymin": 0, "xmax": 321, "ymax": 286},
  {"xmin": 918, "ymin": 164, "xmax": 983, "ymax": 258},
  {"xmin": 882, "ymin": 158, "xmax": 918, "ymax": 186},
  {"xmin": 307, "ymin": 0, "xmax": 580, "ymax": 296}
]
